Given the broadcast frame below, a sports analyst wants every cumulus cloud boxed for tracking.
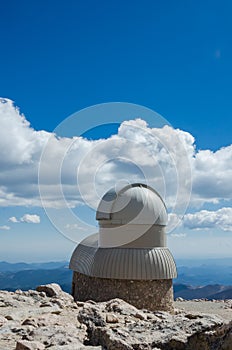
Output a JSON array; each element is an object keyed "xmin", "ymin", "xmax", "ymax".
[
  {"xmin": 169, "ymin": 207, "xmax": 232, "ymax": 232},
  {"xmin": 192, "ymin": 147, "xmax": 232, "ymax": 204},
  {"xmin": 0, "ymin": 98, "xmax": 49, "ymax": 167},
  {"xmin": 183, "ymin": 207, "xmax": 232, "ymax": 232},
  {"xmin": 9, "ymin": 214, "xmax": 40, "ymax": 224},
  {"xmin": 0, "ymin": 225, "xmax": 10, "ymax": 230},
  {"xmin": 9, "ymin": 216, "xmax": 19, "ymax": 223},
  {"xmin": 20, "ymin": 214, "xmax": 40, "ymax": 224},
  {"xmin": 0, "ymin": 98, "xmax": 232, "ymax": 217}
]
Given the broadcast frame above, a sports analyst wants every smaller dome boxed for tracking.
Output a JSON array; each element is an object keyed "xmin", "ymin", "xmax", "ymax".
[{"xmin": 96, "ymin": 183, "xmax": 167, "ymax": 226}]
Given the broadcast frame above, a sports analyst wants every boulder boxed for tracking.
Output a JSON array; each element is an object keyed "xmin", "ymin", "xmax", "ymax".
[
  {"xmin": 16, "ymin": 340, "xmax": 45, "ymax": 350},
  {"xmin": 36, "ymin": 283, "xmax": 62, "ymax": 297},
  {"xmin": 77, "ymin": 298, "xmax": 232, "ymax": 350}
]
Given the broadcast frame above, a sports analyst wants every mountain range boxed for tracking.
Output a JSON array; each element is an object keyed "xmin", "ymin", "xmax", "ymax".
[{"xmin": 0, "ymin": 259, "xmax": 231, "ymax": 300}]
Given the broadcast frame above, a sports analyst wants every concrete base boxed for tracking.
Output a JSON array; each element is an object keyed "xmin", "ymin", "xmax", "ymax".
[{"xmin": 72, "ymin": 271, "xmax": 174, "ymax": 312}]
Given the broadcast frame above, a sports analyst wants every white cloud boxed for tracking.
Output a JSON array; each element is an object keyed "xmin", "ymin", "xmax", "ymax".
[
  {"xmin": 0, "ymin": 98, "xmax": 49, "ymax": 166},
  {"xmin": 192, "ymin": 146, "xmax": 232, "ymax": 205},
  {"xmin": 20, "ymin": 214, "xmax": 40, "ymax": 224},
  {"xmin": 0, "ymin": 98, "xmax": 232, "ymax": 218},
  {"xmin": 170, "ymin": 233, "xmax": 186, "ymax": 238},
  {"xmin": 9, "ymin": 216, "xmax": 19, "ymax": 223},
  {"xmin": 65, "ymin": 223, "xmax": 87, "ymax": 231},
  {"xmin": 183, "ymin": 207, "xmax": 232, "ymax": 232},
  {"xmin": 0, "ymin": 225, "xmax": 10, "ymax": 230},
  {"xmin": 167, "ymin": 213, "xmax": 183, "ymax": 231},
  {"xmin": 9, "ymin": 214, "xmax": 40, "ymax": 224}
]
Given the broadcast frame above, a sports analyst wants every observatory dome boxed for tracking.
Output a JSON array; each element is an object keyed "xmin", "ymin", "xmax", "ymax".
[
  {"xmin": 70, "ymin": 183, "xmax": 177, "ymax": 280},
  {"xmin": 96, "ymin": 183, "xmax": 167, "ymax": 225}
]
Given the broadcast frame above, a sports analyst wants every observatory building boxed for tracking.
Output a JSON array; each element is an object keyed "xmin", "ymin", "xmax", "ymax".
[{"xmin": 70, "ymin": 183, "xmax": 177, "ymax": 311}]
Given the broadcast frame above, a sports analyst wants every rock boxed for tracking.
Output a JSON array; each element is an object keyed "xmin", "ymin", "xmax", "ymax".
[
  {"xmin": 16, "ymin": 340, "xmax": 45, "ymax": 350},
  {"xmin": 76, "ymin": 301, "xmax": 85, "ymax": 307},
  {"xmin": 5, "ymin": 314, "xmax": 14, "ymax": 320},
  {"xmin": 77, "ymin": 298, "xmax": 232, "ymax": 350},
  {"xmin": 0, "ymin": 287, "xmax": 232, "ymax": 350},
  {"xmin": 22, "ymin": 318, "xmax": 38, "ymax": 327},
  {"xmin": 39, "ymin": 301, "xmax": 52, "ymax": 307},
  {"xmin": 106, "ymin": 313, "xmax": 118, "ymax": 323},
  {"xmin": 15, "ymin": 290, "xmax": 23, "ymax": 295},
  {"xmin": 176, "ymin": 297, "xmax": 185, "ymax": 301},
  {"xmin": 134, "ymin": 311, "xmax": 145, "ymax": 320},
  {"xmin": 26, "ymin": 324, "xmax": 84, "ymax": 347},
  {"xmin": 39, "ymin": 292, "xmax": 46, "ymax": 298},
  {"xmin": 51, "ymin": 309, "xmax": 62, "ymax": 315},
  {"xmin": 50, "ymin": 298, "xmax": 66, "ymax": 308},
  {"xmin": 36, "ymin": 283, "xmax": 62, "ymax": 297},
  {"xmin": 48, "ymin": 342, "xmax": 102, "ymax": 349},
  {"xmin": 0, "ymin": 315, "xmax": 7, "ymax": 326}
]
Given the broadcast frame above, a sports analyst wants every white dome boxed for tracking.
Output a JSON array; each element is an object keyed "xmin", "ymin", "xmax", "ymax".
[
  {"xmin": 96, "ymin": 183, "xmax": 167, "ymax": 225},
  {"xmin": 70, "ymin": 183, "xmax": 177, "ymax": 279}
]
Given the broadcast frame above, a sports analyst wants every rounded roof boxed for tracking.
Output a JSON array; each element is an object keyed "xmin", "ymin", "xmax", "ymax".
[
  {"xmin": 69, "ymin": 233, "xmax": 177, "ymax": 280},
  {"xmin": 96, "ymin": 183, "xmax": 167, "ymax": 226},
  {"xmin": 69, "ymin": 183, "xmax": 177, "ymax": 280}
]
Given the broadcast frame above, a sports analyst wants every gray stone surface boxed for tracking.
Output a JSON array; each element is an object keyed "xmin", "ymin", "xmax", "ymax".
[
  {"xmin": 72, "ymin": 272, "xmax": 174, "ymax": 312},
  {"xmin": 35, "ymin": 283, "xmax": 63, "ymax": 297},
  {"xmin": 78, "ymin": 298, "xmax": 232, "ymax": 350},
  {"xmin": 16, "ymin": 340, "xmax": 45, "ymax": 350},
  {"xmin": 0, "ymin": 285, "xmax": 231, "ymax": 350}
]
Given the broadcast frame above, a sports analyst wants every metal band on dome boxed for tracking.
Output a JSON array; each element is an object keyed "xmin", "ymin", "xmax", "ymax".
[{"xmin": 69, "ymin": 234, "xmax": 177, "ymax": 280}]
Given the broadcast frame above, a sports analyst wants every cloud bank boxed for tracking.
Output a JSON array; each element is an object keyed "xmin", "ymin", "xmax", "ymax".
[
  {"xmin": 183, "ymin": 207, "xmax": 232, "ymax": 232},
  {"xmin": 0, "ymin": 98, "xmax": 231, "ymax": 233}
]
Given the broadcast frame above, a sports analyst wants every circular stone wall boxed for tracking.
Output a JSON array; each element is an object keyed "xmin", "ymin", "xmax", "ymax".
[{"xmin": 72, "ymin": 272, "xmax": 174, "ymax": 312}]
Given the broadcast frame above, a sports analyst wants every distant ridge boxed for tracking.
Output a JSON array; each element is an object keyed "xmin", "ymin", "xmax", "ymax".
[
  {"xmin": 0, "ymin": 260, "xmax": 231, "ymax": 299},
  {"xmin": 174, "ymin": 284, "xmax": 232, "ymax": 300},
  {"xmin": 0, "ymin": 261, "xmax": 68, "ymax": 272}
]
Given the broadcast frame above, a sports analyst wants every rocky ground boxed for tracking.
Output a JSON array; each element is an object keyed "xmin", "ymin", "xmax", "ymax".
[{"xmin": 0, "ymin": 284, "xmax": 231, "ymax": 350}]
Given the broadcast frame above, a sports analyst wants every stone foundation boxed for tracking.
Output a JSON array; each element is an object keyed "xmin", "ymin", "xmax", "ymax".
[{"xmin": 72, "ymin": 271, "xmax": 174, "ymax": 312}]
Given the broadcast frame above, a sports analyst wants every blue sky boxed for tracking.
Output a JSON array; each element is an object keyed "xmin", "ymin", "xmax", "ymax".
[{"xmin": 0, "ymin": 0, "xmax": 232, "ymax": 262}]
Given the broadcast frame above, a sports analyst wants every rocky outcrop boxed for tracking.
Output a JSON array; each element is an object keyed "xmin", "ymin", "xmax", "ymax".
[
  {"xmin": 77, "ymin": 298, "xmax": 232, "ymax": 350},
  {"xmin": 0, "ymin": 284, "xmax": 231, "ymax": 350}
]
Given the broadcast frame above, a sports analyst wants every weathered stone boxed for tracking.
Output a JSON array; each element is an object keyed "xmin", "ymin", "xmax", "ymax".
[
  {"xmin": 106, "ymin": 313, "xmax": 118, "ymax": 323},
  {"xmin": 48, "ymin": 344, "xmax": 102, "ymax": 350},
  {"xmin": 22, "ymin": 318, "xmax": 38, "ymax": 327},
  {"xmin": 77, "ymin": 298, "xmax": 232, "ymax": 350},
  {"xmin": 26, "ymin": 324, "xmax": 84, "ymax": 347},
  {"xmin": 76, "ymin": 301, "xmax": 85, "ymax": 307},
  {"xmin": 36, "ymin": 283, "xmax": 62, "ymax": 297},
  {"xmin": 0, "ymin": 315, "xmax": 7, "ymax": 326},
  {"xmin": 39, "ymin": 301, "xmax": 52, "ymax": 307},
  {"xmin": 16, "ymin": 340, "xmax": 45, "ymax": 350},
  {"xmin": 51, "ymin": 309, "xmax": 62, "ymax": 315},
  {"xmin": 0, "ymin": 286, "xmax": 231, "ymax": 350},
  {"xmin": 176, "ymin": 297, "xmax": 185, "ymax": 301},
  {"xmin": 134, "ymin": 312, "xmax": 145, "ymax": 320},
  {"xmin": 15, "ymin": 290, "xmax": 23, "ymax": 295},
  {"xmin": 5, "ymin": 314, "xmax": 14, "ymax": 320}
]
